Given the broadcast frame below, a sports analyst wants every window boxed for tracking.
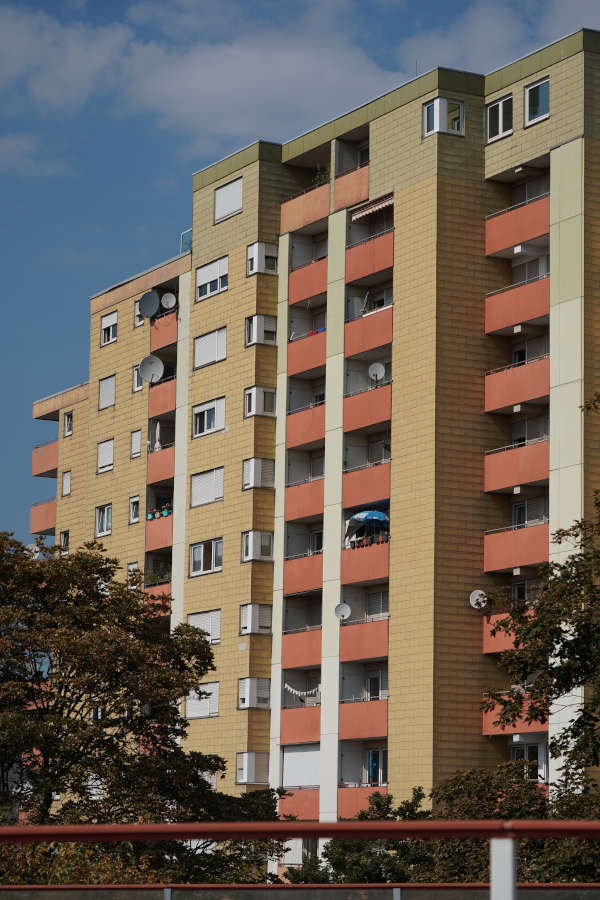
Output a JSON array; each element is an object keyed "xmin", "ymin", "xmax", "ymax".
[
  {"xmin": 60, "ymin": 530, "xmax": 69, "ymax": 554},
  {"xmin": 236, "ymin": 751, "xmax": 269, "ymax": 784},
  {"xmin": 242, "ymin": 458, "xmax": 275, "ymax": 489},
  {"xmin": 194, "ymin": 327, "xmax": 226, "ymax": 369},
  {"xmin": 511, "ymin": 740, "xmax": 547, "ymax": 782},
  {"xmin": 95, "ymin": 503, "xmax": 112, "ymax": 537},
  {"xmin": 196, "ymin": 255, "xmax": 228, "ymax": 300},
  {"xmin": 242, "ymin": 530, "xmax": 273, "ymax": 562},
  {"xmin": 247, "ymin": 242, "xmax": 278, "ymax": 275},
  {"xmin": 189, "ymin": 538, "xmax": 223, "ymax": 576},
  {"xmin": 214, "ymin": 177, "xmax": 242, "ymax": 223},
  {"xmin": 63, "ymin": 411, "xmax": 73, "ymax": 437},
  {"xmin": 245, "ymin": 315, "xmax": 277, "ymax": 346},
  {"xmin": 87, "ymin": 774, "xmax": 105, "ymax": 801},
  {"xmin": 129, "ymin": 495, "xmax": 140, "ymax": 524},
  {"xmin": 188, "ymin": 609, "xmax": 221, "ymax": 644},
  {"xmin": 192, "ymin": 397, "xmax": 225, "ymax": 437},
  {"xmin": 240, "ymin": 603, "xmax": 272, "ymax": 634},
  {"xmin": 134, "ymin": 299, "xmax": 144, "ymax": 327},
  {"xmin": 423, "ymin": 97, "xmax": 464, "ymax": 136},
  {"xmin": 132, "ymin": 365, "xmax": 143, "ymax": 393},
  {"xmin": 187, "ymin": 682, "xmax": 219, "ymax": 718},
  {"xmin": 131, "ymin": 429, "xmax": 142, "ymax": 458},
  {"xmin": 244, "ymin": 386, "xmax": 276, "ymax": 417},
  {"xmin": 100, "ymin": 311, "xmax": 117, "ymax": 346},
  {"xmin": 367, "ymin": 748, "xmax": 388, "ymax": 785},
  {"xmin": 238, "ymin": 677, "xmax": 271, "ymax": 709},
  {"xmin": 282, "ymin": 743, "xmax": 320, "ymax": 787},
  {"xmin": 367, "ymin": 590, "xmax": 389, "ymax": 620},
  {"xmin": 98, "ymin": 375, "xmax": 115, "ymax": 410},
  {"xmin": 191, "ymin": 467, "xmax": 224, "ymax": 507},
  {"xmin": 97, "ymin": 438, "xmax": 114, "ymax": 473},
  {"xmin": 487, "ymin": 95, "xmax": 513, "ymax": 142},
  {"xmin": 127, "ymin": 562, "xmax": 139, "ymax": 584},
  {"xmin": 525, "ymin": 77, "xmax": 549, "ymax": 126},
  {"xmin": 61, "ymin": 470, "xmax": 71, "ymax": 496}
]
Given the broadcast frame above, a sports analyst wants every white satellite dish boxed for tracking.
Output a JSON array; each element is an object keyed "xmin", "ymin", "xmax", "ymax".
[
  {"xmin": 334, "ymin": 602, "xmax": 351, "ymax": 621},
  {"xmin": 368, "ymin": 362, "xmax": 386, "ymax": 383},
  {"xmin": 469, "ymin": 589, "xmax": 489, "ymax": 611},
  {"xmin": 139, "ymin": 290, "xmax": 160, "ymax": 318},
  {"xmin": 25, "ymin": 543, "xmax": 41, "ymax": 560},
  {"xmin": 160, "ymin": 292, "xmax": 177, "ymax": 310},
  {"xmin": 139, "ymin": 354, "xmax": 164, "ymax": 384}
]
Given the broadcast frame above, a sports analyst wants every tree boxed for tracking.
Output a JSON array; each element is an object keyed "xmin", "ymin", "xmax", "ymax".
[{"xmin": 0, "ymin": 533, "xmax": 281, "ymax": 883}]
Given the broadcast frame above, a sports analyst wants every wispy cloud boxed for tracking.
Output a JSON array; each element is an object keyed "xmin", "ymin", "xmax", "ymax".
[{"xmin": 0, "ymin": 132, "xmax": 68, "ymax": 176}]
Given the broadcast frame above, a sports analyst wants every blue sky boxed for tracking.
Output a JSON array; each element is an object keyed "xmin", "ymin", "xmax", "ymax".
[{"xmin": 3, "ymin": 0, "xmax": 600, "ymax": 543}]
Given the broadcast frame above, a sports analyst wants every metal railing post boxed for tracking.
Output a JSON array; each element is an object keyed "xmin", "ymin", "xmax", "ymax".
[{"xmin": 490, "ymin": 836, "xmax": 516, "ymax": 900}]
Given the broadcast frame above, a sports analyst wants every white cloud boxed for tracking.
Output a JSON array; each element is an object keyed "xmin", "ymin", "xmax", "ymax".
[{"xmin": 0, "ymin": 132, "xmax": 68, "ymax": 176}]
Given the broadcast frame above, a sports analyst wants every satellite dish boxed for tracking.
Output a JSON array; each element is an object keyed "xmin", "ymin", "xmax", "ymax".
[
  {"xmin": 160, "ymin": 292, "xmax": 177, "ymax": 310},
  {"xmin": 469, "ymin": 589, "xmax": 489, "ymax": 611},
  {"xmin": 368, "ymin": 362, "xmax": 386, "ymax": 382},
  {"xmin": 335, "ymin": 602, "xmax": 351, "ymax": 621},
  {"xmin": 25, "ymin": 543, "xmax": 41, "ymax": 560},
  {"xmin": 139, "ymin": 354, "xmax": 164, "ymax": 384},
  {"xmin": 139, "ymin": 290, "xmax": 160, "ymax": 318}
]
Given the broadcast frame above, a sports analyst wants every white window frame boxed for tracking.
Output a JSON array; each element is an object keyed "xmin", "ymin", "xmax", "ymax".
[
  {"xmin": 188, "ymin": 609, "xmax": 222, "ymax": 645},
  {"xmin": 245, "ymin": 315, "xmax": 277, "ymax": 347},
  {"xmin": 95, "ymin": 503, "xmax": 112, "ymax": 538},
  {"xmin": 190, "ymin": 467, "xmax": 224, "ymax": 507},
  {"xmin": 247, "ymin": 242, "xmax": 278, "ymax": 275},
  {"xmin": 486, "ymin": 95, "xmax": 513, "ymax": 143},
  {"xmin": 59, "ymin": 530, "xmax": 69, "ymax": 553},
  {"xmin": 241, "ymin": 530, "xmax": 274, "ymax": 562},
  {"xmin": 189, "ymin": 538, "xmax": 223, "ymax": 576},
  {"xmin": 132, "ymin": 365, "xmax": 143, "ymax": 393},
  {"xmin": 63, "ymin": 411, "xmax": 73, "ymax": 437},
  {"xmin": 192, "ymin": 397, "xmax": 225, "ymax": 438},
  {"xmin": 240, "ymin": 603, "xmax": 272, "ymax": 634},
  {"xmin": 187, "ymin": 682, "xmax": 219, "ymax": 718},
  {"xmin": 238, "ymin": 677, "xmax": 271, "ymax": 709},
  {"xmin": 242, "ymin": 458, "xmax": 275, "ymax": 490},
  {"xmin": 100, "ymin": 311, "xmax": 118, "ymax": 347},
  {"xmin": 244, "ymin": 386, "xmax": 276, "ymax": 418},
  {"xmin": 129, "ymin": 495, "xmax": 140, "ymax": 524},
  {"xmin": 97, "ymin": 438, "xmax": 114, "ymax": 474},
  {"xmin": 214, "ymin": 177, "xmax": 243, "ymax": 224},
  {"xmin": 61, "ymin": 470, "xmax": 71, "ymax": 497},
  {"xmin": 194, "ymin": 327, "xmax": 227, "ymax": 370},
  {"xmin": 423, "ymin": 97, "xmax": 464, "ymax": 137},
  {"xmin": 98, "ymin": 375, "xmax": 116, "ymax": 410},
  {"xmin": 131, "ymin": 429, "xmax": 142, "ymax": 458},
  {"xmin": 196, "ymin": 255, "xmax": 228, "ymax": 301},
  {"xmin": 236, "ymin": 751, "xmax": 269, "ymax": 785},
  {"xmin": 524, "ymin": 77, "xmax": 549, "ymax": 127},
  {"xmin": 134, "ymin": 299, "xmax": 144, "ymax": 327}
]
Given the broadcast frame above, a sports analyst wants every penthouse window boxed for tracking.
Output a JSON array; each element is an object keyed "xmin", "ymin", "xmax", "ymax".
[
  {"xmin": 214, "ymin": 177, "xmax": 242, "ymax": 224},
  {"xmin": 196, "ymin": 256, "xmax": 228, "ymax": 300},
  {"xmin": 487, "ymin": 95, "xmax": 513, "ymax": 142},
  {"xmin": 525, "ymin": 78, "xmax": 549, "ymax": 126},
  {"xmin": 423, "ymin": 97, "xmax": 464, "ymax": 136},
  {"xmin": 63, "ymin": 411, "xmax": 73, "ymax": 437}
]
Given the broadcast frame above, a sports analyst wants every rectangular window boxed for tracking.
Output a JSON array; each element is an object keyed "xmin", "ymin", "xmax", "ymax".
[
  {"xmin": 238, "ymin": 677, "xmax": 271, "ymax": 709},
  {"xmin": 188, "ymin": 609, "xmax": 222, "ymax": 644},
  {"xmin": 132, "ymin": 365, "xmax": 143, "ymax": 392},
  {"xmin": 214, "ymin": 177, "xmax": 242, "ymax": 223},
  {"xmin": 62, "ymin": 470, "xmax": 71, "ymax": 496},
  {"xmin": 97, "ymin": 438, "xmax": 114, "ymax": 473},
  {"xmin": 241, "ymin": 530, "xmax": 274, "ymax": 562},
  {"xmin": 131, "ymin": 429, "xmax": 142, "ymax": 458},
  {"xmin": 245, "ymin": 315, "xmax": 277, "ymax": 347},
  {"xmin": 189, "ymin": 538, "xmax": 223, "ymax": 576},
  {"xmin": 487, "ymin": 95, "xmax": 513, "ymax": 142},
  {"xmin": 525, "ymin": 77, "xmax": 549, "ymax": 126},
  {"xmin": 282, "ymin": 744, "xmax": 320, "ymax": 787},
  {"xmin": 240, "ymin": 603, "xmax": 272, "ymax": 634},
  {"xmin": 127, "ymin": 561, "xmax": 138, "ymax": 578},
  {"xmin": 244, "ymin": 386, "xmax": 276, "ymax": 417},
  {"xmin": 98, "ymin": 375, "xmax": 115, "ymax": 410},
  {"xmin": 63, "ymin": 411, "xmax": 73, "ymax": 437},
  {"xmin": 247, "ymin": 242, "xmax": 278, "ymax": 275},
  {"xmin": 192, "ymin": 397, "xmax": 225, "ymax": 438},
  {"xmin": 187, "ymin": 682, "xmax": 219, "ymax": 718},
  {"xmin": 134, "ymin": 299, "xmax": 144, "ymax": 327},
  {"xmin": 100, "ymin": 311, "xmax": 117, "ymax": 346},
  {"xmin": 236, "ymin": 751, "xmax": 269, "ymax": 784},
  {"xmin": 194, "ymin": 327, "xmax": 227, "ymax": 369},
  {"xmin": 196, "ymin": 255, "xmax": 228, "ymax": 301},
  {"xmin": 95, "ymin": 503, "xmax": 112, "ymax": 537},
  {"xmin": 191, "ymin": 467, "xmax": 224, "ymax": 507},
  {"xmin": 129, "ymin": 495, "xmax": 140, "ymax": 524},
  {"xmin": 423, "ymin": 97, "xmax": 464, "ymax": 136},
  {"xmin": 60, "ymin": 530, "xmax": 69, "ymax": 553},
  {"xmin": 242, "ymin": 458, "xmax": 275, "ymax": 489}
]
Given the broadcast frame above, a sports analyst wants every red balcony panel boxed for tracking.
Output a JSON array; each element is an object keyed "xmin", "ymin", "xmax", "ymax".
[
  {"xmin": 289, "ymin": 258, "xmax": 328, "ymax": 306},
  {"xmin": 339, "ymin": 699, "xmax": 387, "ymax": 740},
  {"xmin": 485, "ymin": 440, "xmax": 548, "ymax": 492},
  {"xmin": 482, "ymin": 697, "xmax": 548, "ymax": 736},
  {"xmin": 286, "ymin": 405, "xmax": 325, "ymax": 449},
  {"xmin": 342, "ymin": 462, "xmax": 390, "ymax": 508},
  {"xmin": 144, "ymin": 584, "xmax": 171, "ymax": 617},
  {"xmin": 282, "ymin": 629, "xmax": 322, "ymax": 669},
  {"xmin": 340, "ymin": 618, "xmax": 389, "ymax": 662},
  {"xmin": 345, "ymin": 231, "xmax": 394, "ymax": 283},
  {"xmin": 486, "ymin": 195, "xmax": 550, "ymax": 256},
  {"xmin": 345, "ymin": 307, "xmax": 393, "ymax": 357},
  {"xmin": 485, "ymin": 277, "xmax": 549, "ymax": 334},
  {"xmin": 334, "ymin": 165, "xmax": 369, "ymax": 212},
  {"xmin": 484, "ymin": 523, "xmax": 549, "ymax": 573},
  {"xmin": 287, "ymin": 331, "xmax": 326, "ymax": 377},
  {"xmin": 284, "ymin": 554, "xmax": 323, "ymax": 594},
  {"xmin": 483, "ymin": 613, "xmax": 518, "ymax": 654},
  {"xmin": 484, "ymin": 358, "xmax": 549, "ymax": 413},
  {"xmin": 148, "ymin": 378, "xmax": 176, "ymax": 417},
  {"xmin": 150, "ymin": 311, "xmax": 178, "ymax": 351},
  {"xmin": 147, "ymin": 445, "xmax": 175, "ymax": 484},
  {"xmin": 279, "ymin": 788, "xmax": 319, "ymax": 820},
  {"xmin": 344, "ymin": 384, "xmax": 391, "ymax": 433},
  {"xmin": 338, "ymin": 785, "xmax": 387, "ymax": 819},
  {"xmin": 31, "ymin": 440, "xmax": 58, "ymax": 477},
  {"xmin": 285, "ymin": 479, "xmax": 324, "ymax": 521},
  {"xmin": 30, "ymin": 499, "xmax": 56, "ymax": 536},
  {"xmin": 281, "ymin": 184, "xmax": 330, "ymax": 234},
  {"xmin": 281, "ymin": 706, "xmax": 321, "ymax": 744},
  {"xmin": 341, "ymin": 543, "xmax": 389, "ymax": 585},
  {"xmin": 145, "ymin": 514, "xmax": 173, "ymax": 552}
]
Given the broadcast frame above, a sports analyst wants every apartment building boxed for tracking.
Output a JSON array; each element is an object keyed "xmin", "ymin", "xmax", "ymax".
[{"xmin": 30, "ymin": 29, "xmax": 600, "ymax": 842}]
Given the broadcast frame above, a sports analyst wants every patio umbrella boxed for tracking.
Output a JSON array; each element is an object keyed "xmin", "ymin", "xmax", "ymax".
[
  {"xmin": 154, "ymin": 419, "xmax": 162, "ymax": 452},
  {"xmin": 346, "ymin": 509, "xmax": 389, "ymax": 538}
]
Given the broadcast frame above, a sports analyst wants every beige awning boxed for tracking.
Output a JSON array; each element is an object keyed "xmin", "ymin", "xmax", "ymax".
[{"xmin": 351, "ymin": 195, "xmax": 393, "ymax": 221}]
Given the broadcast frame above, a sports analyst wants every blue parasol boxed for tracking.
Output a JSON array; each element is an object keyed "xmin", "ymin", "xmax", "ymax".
[{"xmin": 346, "ymin": 509, "xmax": 389, "ymax": 538}]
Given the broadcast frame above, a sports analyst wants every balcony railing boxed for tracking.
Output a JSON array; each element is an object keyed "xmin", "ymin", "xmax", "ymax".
[
  {"xmin": 343, "ymin": 456, "xmax": 391, "ymax": 473},
  {"xmin": 485, "ymin": 517, "xmax": 549, "ymax": 535},
  {"xmin": 486, "ymin": 435, "xmax": 548, "ymax": 455},
  {"xmin": 290, "ymin": 253, "xmax": 327, "ymax": 273},
  {"xmin": 31, "ymin": 496, "xmax": 55, "ymax": 507},
  {"xmin": 285, "ymin": 473, "xmax": 325, "ymax": 487},
  {"xmin": 340, "ymin": 690, "xmax": 389, "ymax": 703},
  {"xmin": 287, "ymin": 398, "xmax": 325, "ymax": 415},
  {"xmin": 288, "ymin": 326, "xmax": 326, "ymax": 342},
  {"xmin": 486, "ymin": 353, "xmax": 548, "ymax": 377},
  {"xmin": 341, "ymin": 612, "xmax": 390, "ymax": 626},
  {"xmin": 346, "ymin": 226, "xmax": 393, "ymax": 250},
  {"xmin": 344, "ymin": 376, "xmax": 392, "ymax": 399},
  {"xmin": 486, "ymin": 272, "xmax": 549, "ymax": 298},
  {"xmin": 335, "ymin": 159, "xmax": 369, "ymax": 179},
  {"xmin": 486, "ymin": 192, "xmax": 550, "ymax": 220},
  {"xmin": 282, "ymin": 623, "xmax": 322, "ymax": 634},
  {"xmin": 33, "ymin": 438, "xmax": 58, "ymax": 450},
  {"xmin": 346, "ymin": 299, "xmax": 393, "ymax": 323},
  {"xmin": 284, "ymin": 549, "xmax": 323, "ymax": 561}
]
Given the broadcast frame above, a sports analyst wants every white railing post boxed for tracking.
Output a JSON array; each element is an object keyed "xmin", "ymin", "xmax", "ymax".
[{"xmin": 490, "ymin": 837, "xmax": 516, "ymax": 900}]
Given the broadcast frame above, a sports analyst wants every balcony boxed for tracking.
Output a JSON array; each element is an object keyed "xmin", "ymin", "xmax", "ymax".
[
  {"xmin": 279, "ymin": 788, "xmax": 319, "ymax": 820},
  {"xmin": 482, "ymin": 696, "xmax": 548, "ymax": 736},
  {"xmin": 484, "ymin": 522, "xmax": 549, "ymax": 573},
  {"xmin": 485, "ymin": 276, "xmax": 549, "ymax": 334},
  {"xmin": 486, "ymin": 195, "xmax": 550, "ymax": 256},
  {"xmin": 282, "ymin": 629, "xmax": 322, "ymax": 669},
  {"xmin": 144, "ymin": 581, "xmax": 171, "ymax": 599},
  {"xmin": 286, "ymin": 405, "xmax": 325, "ymax": 449},
  {"xmin": 148, "ymin": 377, "xmax": 176, "ymax": 418},
  {"xmin": 345, "ymin": 306, "xmax": 393, "ymax": 357},
  {"xmin": 485, "ymin": 357, "xmax": 549, "ymax": 413},
  {"xmin": 345, "ymin": 231, "xmax": 393, "ymax": 283},
  {"xmin": 338, "ymin": 785, "xmax": 387, "ymax": 818},
  {"xmin": 284, "ymin": 553, "xmax": 323, "ymax": 594},
  {"xmin": 485, "ymin": 438, "xmax": 548, "ymax": 492},
  {"xmin": 281, "ymin": 183, "xmax": 330, "ymax": 234},
  {"xmin": 342, "ymin": 461, "xmax": 390, "ymax": 508},
  {"xmin": 344, "ymin": 383, "xmax": 391, "ymax": 433},
  {"xmin": 289, "ymin": 257, "xmax": 328, "ymax": 306},
  {"xmin": 285, "ymin": 478, "xmax": 324, "ymax": 522},
  {"xmin": 147, "ymin": 445, "xmax": 175, "ymax": 485},
  {"xmin": 340, "ymin": 618, "xmax": 389, "ymax": 663},
  {"xmin": 288, "ymin": 331, "xmax": 326, "ymax": 377},
  {"xmin": 30, "ymin": 498, "xmax": 56, "ymax": 536},
  {"xmin": 339, "ymin": 698, "xmax": 387, "ymax": 740},
  {"xmin": 341, "ymin": 541, "xmax": 389, "ymax": 585},
  {"xmin": 280, "ymin": 706, "xmax": 321, "ymax": 744},
  {"xmin": 483, "ymin": 613, "xmax": 518, "ymax": 654},
  {"xmin": 150, "ymin": 311, "xmax": 178, "ymax": 351},
  {"xmin": 145, "ymin": 513, "xmax": 173, "ymax": 552},
  {"xmin": 333, "ymin": 164, "xmax": 369, "ymax": 212},
  {"xmin": 31, "ymin": 440, "xmax": 58, "ymax": 478}
]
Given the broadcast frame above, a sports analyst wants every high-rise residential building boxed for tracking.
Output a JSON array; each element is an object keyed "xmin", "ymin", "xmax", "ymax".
[{"xmin": 30, "ymin": 29, "xmax": 600, "ymax": 849}]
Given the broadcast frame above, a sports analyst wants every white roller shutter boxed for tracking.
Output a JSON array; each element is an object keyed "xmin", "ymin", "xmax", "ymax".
[
  {"xmin": 258, "ymin": 605, "xmax": 272, "ymax": 632},
  {"xmin": 187, "ymin": 682, "xmax": 219, "ymax": 718},
  {"xmin": 282, "ymin": 744, "xmax": 320, "ymax": 787},
  {"xmin": 214, "ymin": 178, "xmax": 242, "ymax": 221},
  {"xmin": 191, "ymin": 467, "xmax": 224, "ymax": 507},
  {"xmin": 215, "ymin": 398, "xmax": 225, "ymax": 430},
  {"xmin": 260, "ymin": 458, "xmax": 275, "ymax": 487},
  {"xmin": 98, "ymin": 375, "xmax": 115, "ymax": 409},
  {"xmin": 97, "ymin": 439, "xmax": 114, "ymax": 471},
  {"xmin": 101, "ymin": 311, "xmax": 117, "ymax": 328},
  {"xmin": 194, "ymin": 327, "xmax": 227, "ymax": 368},
  {"xmin": 188, "ymin": 609, "xmax": 221, "ymax": 644},
  {"xmin": 196, "ymin": 259, "xmax": 219, "ymax": 287},
  {"xmin": 131, "ymin": 430, "xmax": 141, "ymax": 456}
]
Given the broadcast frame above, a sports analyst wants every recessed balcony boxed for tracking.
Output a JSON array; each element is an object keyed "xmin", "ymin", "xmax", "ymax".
[
  {"xmin": 340, "ymin": 618, "xmax": 389, "ymax": 662},
  {"xmin": 148, "ymin": 377, "xmax": 176, "ymax": 418},
  {"xmin": 483, "ymin": 613, "xmax": 518, "ymax": 654},
  {"xmin": 333, "ymin": 164, "xmax": 369, "ymax": 212},
  {"xmin": 287, "ymin": 331, "xmax": 326, "ymax": 377},
  {"xmin": 342, "ymin": 461, "xmax": 390, "ymax": 508},
  {"xmin": 482, "ymin": 696, "xmax": 548, "ymax": 736},
  {"xmin": 344, "ymin": 383, "xmax": 391, "ymax": 433},
  {"xmin": 279, "ymin": 788, "xmax": 319, "ymax": 820},
  {"xmin": 485, "ymin": 276, "xmax": 549, "ymax": 334},
  {"xmin": 486, "ymin": 194, "xmax": 550, "ymax": 256},
  {"xmin": 280, "ymin": 706, "xmax": 321, "ymax": 744},
  {"xmin": 285, "ymin": 478, "xmax": 324, "ymax": 521},
  {"xmin": 30, "ymin": 498, "xmax": 56, "ymax": 536},
  {"xmin": 484, "ymin": 522, "xmax": 548, "ymax": 573},
  {"xmin": 485, "ymin": 357, "xmax": 549, "ymax": 413},
  {"xmin": 345, "ymin": 230, "xmax": 393, "ymax": 283},
  {"xmin": 145, "ymin": 513, "xmax": 173, "ymax": 552},
  {"xmin": 284, "ymin": 552, "xmax": 323, "ymax": 594},
  {"xmin": 282, "ymin": 628, "xmax": 322, "ymax": 669},
  {"xmin": 341, "ymin": 541, "xmax": 389, "ymax": 585},
  {"xmin": 147, "ymin": 445, "xmax": 175, "ymax": 484},
  {"xmin": 289, "ymin": 258, "xmax": 328, "ymax": 306},
  {"xmin": 286, "ymin": 405, "xmax": 325, "ymax": 449},
  {"xmin": 337, "ymin": 785, "xmax": 387, "ymax": 818},
  {"xmin": 339, "ymin": 698, "xmax": 387, "ymax": 740},
  {"xmin": 31, "ymin": 440, "xmax": 58, "ymax": 478},
  {"xmin": 485, "ymin": 438, "xmax": 549, "ymax": 492},
  {"xmin": 281, "ymin": 183, "xmax": 330, "ymax": 233},
  {"xmin": 345, "ymin": 306, "xmax": 393, "ymax": 356},
  {"xmin": 150, "ymin": 311, "xmax": 178, "ymax": 352}
]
